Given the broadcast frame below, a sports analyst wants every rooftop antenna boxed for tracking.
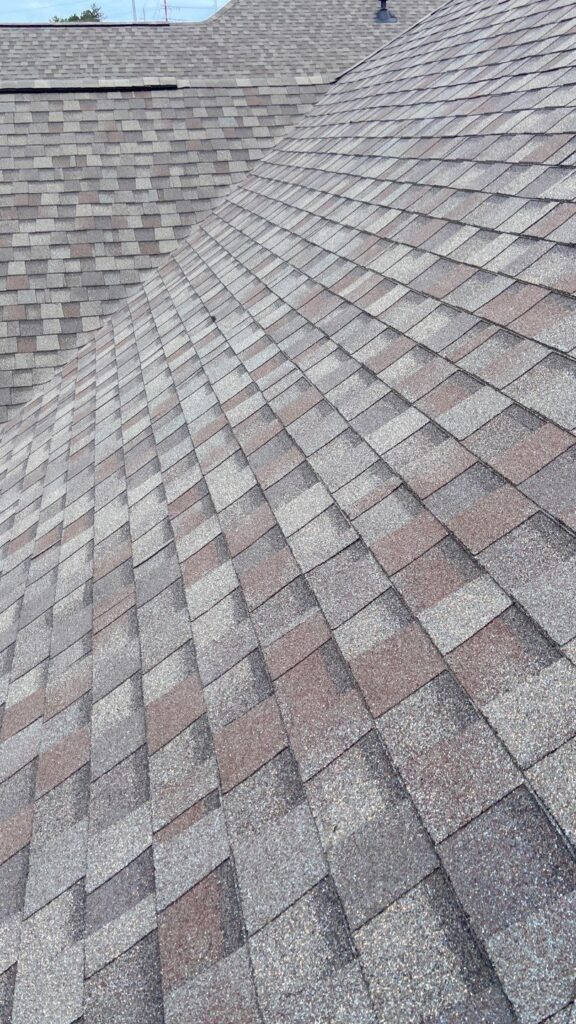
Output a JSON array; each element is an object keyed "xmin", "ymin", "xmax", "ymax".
[{"xmin": 376, "ymin": 0, "xmax": 397, "ymax": 21}]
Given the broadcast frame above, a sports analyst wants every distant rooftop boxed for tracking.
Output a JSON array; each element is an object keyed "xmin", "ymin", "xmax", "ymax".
[{"xmin": 0, "ymin": 0, "xmax": 435, "ymax": 80}]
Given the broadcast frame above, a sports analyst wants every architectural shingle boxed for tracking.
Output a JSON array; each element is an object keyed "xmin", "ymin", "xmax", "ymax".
[
  {"xmin": 0, "ymin": 0, "xmax": 441, "ymax": 421},
  {"xmin": 0, "ymin": 0, "xmax": 575, "ymax": 1020}
]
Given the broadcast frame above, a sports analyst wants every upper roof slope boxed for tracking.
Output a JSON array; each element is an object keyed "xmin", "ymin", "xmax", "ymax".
[
  {"xmin": 0, "ymin": 80, "xmax": 328, "ymax": 420},
  {"xmin": 0, "ymin": 0, "xmax": 575, "ymax": 1021},
  {"xmin": 0, "ymin": 0, "xmax": 436, "ymax": 81},
  {"xmin": 0, "ymin": 0, "xmax": 439, "ymax": 421}
]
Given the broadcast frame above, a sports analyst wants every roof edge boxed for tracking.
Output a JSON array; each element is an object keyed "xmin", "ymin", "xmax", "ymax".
[
  {"xmin": 0, "ymin": 73, "xmax": 333, "ymax": 92},
  {"xmin": 0, "ymin": 20, "xmax": 170, "ymax": 26},
  {"xmin": 333, "ymin": 0, "xmax": 452, "ymax": 82}
]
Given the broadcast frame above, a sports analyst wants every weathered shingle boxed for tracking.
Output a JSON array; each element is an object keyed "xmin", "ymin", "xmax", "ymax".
[{"xmin": 0, "ymin": 0, "xmax": 575, "ymax": 1019}]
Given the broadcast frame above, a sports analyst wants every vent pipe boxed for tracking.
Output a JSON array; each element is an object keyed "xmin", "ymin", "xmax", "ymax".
[{"xmin": 377, "ymin": 0, "xmax": 397, "ymax": 21}]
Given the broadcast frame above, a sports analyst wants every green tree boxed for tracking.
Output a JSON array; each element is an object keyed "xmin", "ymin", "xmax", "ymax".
[{"xmin": 51, "ymin": 5, "xmax": 104, "ymax": 20}]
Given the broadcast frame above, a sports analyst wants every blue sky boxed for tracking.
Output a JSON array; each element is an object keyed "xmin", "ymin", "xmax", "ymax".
[{"xmin": 0, "ymin": 0, "xmax": 227, "ymax": 22}]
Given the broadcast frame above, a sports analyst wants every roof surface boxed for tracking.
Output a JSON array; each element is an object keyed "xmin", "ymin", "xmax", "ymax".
[
  {"xmin": 0, "ymin": 0, "xmax": 576, "ymax": 1021},
  {"xmin": 0, "ymin": 79, "xmax": 328, "ymax": 419},
  {"xmin": 0, "ymin": 0, "xmax": 433, "ymax": 82},
  {"xmin": 0, "ymin": 0, "xmax": 440, "ymax": 421}
]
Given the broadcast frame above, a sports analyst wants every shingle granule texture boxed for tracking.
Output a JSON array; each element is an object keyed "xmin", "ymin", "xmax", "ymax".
[
  {"xmin": 0, "ymin": 0, "xmax": 440, "ymax": 421},
  {"xmin": 0, "ymin": 0, "xmax": 575, "ymax": 1020}
]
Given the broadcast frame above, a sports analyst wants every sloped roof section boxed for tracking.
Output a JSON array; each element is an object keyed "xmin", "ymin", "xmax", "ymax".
[
  {"xmin": 1, "ymin": 0, "xmax": 576, "ymax": 1020},
  {"xmin": 0, "ymin": 0, "xmax": 433, "ymax": 82},
  {"xmin": 0, "ymin": 0, "xmax": 440, "ymax": 421},
  {"xmin": 0, "ymin": 79, "xmax": 328, "ymax": 419}
]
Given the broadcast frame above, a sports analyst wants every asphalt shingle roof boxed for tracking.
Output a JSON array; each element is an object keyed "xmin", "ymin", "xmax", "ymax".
[
  {"xmin": 0, "ymin": 80, "xmax": 329, "ymax": 420},
  {"xmin": 0, "ymin": 0, "xmax": 441, "ymax": 421},
  {"xmin": 0, "ymin": 0, "xmax": 575, "ymax": 1020},
  {"xmin": 0, "ymin": 0, "xmax": 435, "ymax": 82}
]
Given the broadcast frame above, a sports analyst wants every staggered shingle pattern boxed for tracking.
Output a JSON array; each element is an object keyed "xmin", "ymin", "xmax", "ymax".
[
  {"xmin": 0, "ymin": 80, "xmax": 328, "ymax": 419},
  {"xmin": 0, "ymin": 0, "xmax": 435, "ymax": 82},
  {"xmin": 0, "ymin": 0, "xmax": 575, "ymax": 1020},
  {"xmin": 0, "ymin": 0, "xmax": 440, "ymax": 421}
]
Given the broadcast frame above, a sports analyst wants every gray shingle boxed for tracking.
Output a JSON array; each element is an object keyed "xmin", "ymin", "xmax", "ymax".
[{"xmin": 0, "ymin": 0, "xmax": 575, "ymax": 1019}]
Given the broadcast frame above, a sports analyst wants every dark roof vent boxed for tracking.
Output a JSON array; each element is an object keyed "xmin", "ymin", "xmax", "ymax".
[{"xmin": 376, "ymin": 0, "xmax": 397, "ymax": 20}]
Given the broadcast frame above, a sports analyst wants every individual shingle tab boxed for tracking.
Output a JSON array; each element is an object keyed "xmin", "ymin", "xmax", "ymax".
[
  {"xmin": 356, "ymin": 872, "xmax": 514, "ymax": 1024},
  {"xmin": 153, "ymin": 795, "xmax": 229, "ymax": 911},
  {"xmin": 214, "ymin": 691, "xmax": 287, "ymax": 792},
  {"xmin": 465, "ymin": 404, "xmax": 572, "ymax": 484},
  {"xmin": 149, "ymin": 717, "xmax": 218, "ymax": 830},
  {"xmin": 379, "ymin": 672, "xmax": 518, "ymax": 841},
  {"xmin": 394, "ymin": 536, "xmax": 511, "ymax": 653},
  {"xmin": 307, "ymin": 540, "xmax": 389, "ymax": 628},
  {"xmin": 143, "ymin": 640, "xmax": 205, "ymax": 755},
  {"xmin": 84, "ymin": 931, "xmax": 164, "ymax": 1024},
  {"xmin": 356, "ymin": 485, "xmax": 446, "ymax": 574},
  {"xmin": 87, "ymin": 746, "xmax": 151, "ymax": 892},
  {"xmin": 24, "ymin": 767, "xmax": 89, "ymax": 916},
  {"xmin": 307, "ymin": 732, "xmax": 436, "ymax": 928},
  {"xmin": 253, "ymin": 575, "xmax": 330, "ymax": 680},
  {"xmin": 0, "ymin": 763, "xmax": 34, "ymax": 867},
  {"xmin": 520, "ymin": 446, "xmax": 576, "ymax": 529},
  {"xmin": 250, "ymin": 878, "xmax": 375, "ymax": 1024},
  {"xmin": 275, "ymin": 640, "xmax": 371, "ymax": 778},
  {"xmin": 480, "ymin": 513, "xmax": 576, "ymax": 644},
  {"xmin": 529, "ymin": 738, "xmax": 576, "ymax": 847},
  {"xmin": 234, "ymin": 525, "xmax": 300, "ymax": 608},
  {"xmin": 425, "ymin": 462, "xmax": 536, "ymax": 552},
  {"xmin": 335, "ymin": 591, "xmax": 445, "ymax": 715},
  {"xmin": 12, "ymin": 884, "xmax": 84, "ymax": 1024},
  {"xmin": 158, "ymin": 860, "xmax": 243, "ymax": 999},
  {"xmin": 446, "ymin": 605, "xmax": 576, "ymax": 767},
  {"xmin": 225, "ymin": 752, "xmax": 325, "ymax": 933},
  {"xmin": 506, "ymin": 353, "xmax": 576, "ymax": 429},
  {"xmin": 441, "ymin": 788, "xmax": 576, "ymax": 1023},
  {"xmin": 191, "ymin": 580, "xmax": 255, "ymax": 675},
  {"xmin": 85, "ymin": 848, "xmax": 156, "ymax": 977}
]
